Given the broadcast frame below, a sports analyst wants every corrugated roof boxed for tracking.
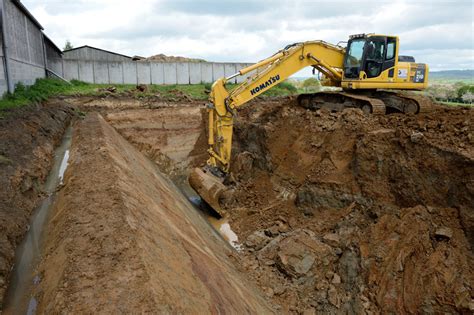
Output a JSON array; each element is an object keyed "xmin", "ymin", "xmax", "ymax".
[
  {"xmin": 63, "ymin": 45, "xmax": 132, "ymax": 59},
  {"xmin": 11, "ymin": 0, "xmax": 43, "ymax": 30}
]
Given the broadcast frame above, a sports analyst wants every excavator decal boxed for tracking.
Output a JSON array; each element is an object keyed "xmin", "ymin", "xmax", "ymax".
[{"xmin": 250, "ymin": 74, "xmax": 280, "ymax": 95}]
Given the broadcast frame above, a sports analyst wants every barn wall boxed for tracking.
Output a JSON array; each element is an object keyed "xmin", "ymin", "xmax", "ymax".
[
  {"xmin": 0, "ymin": 26, "xmax": 6, "ymax": 96},
  {"xmin": 63, "ymin": 47, "xmax": 131, "ymax": 62},
  {"xmin": 3, "ymin": 0, "xmax": 45, "ymax": 87}
]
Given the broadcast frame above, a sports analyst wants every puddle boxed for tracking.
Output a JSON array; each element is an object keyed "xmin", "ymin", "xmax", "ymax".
[
  {"xmin": 187, "ymin": 193, "xmax": 243, "ymax": 251},
  {"xmin": 2, "ymin": 126, "xmax": 73, "ymax": 314}
]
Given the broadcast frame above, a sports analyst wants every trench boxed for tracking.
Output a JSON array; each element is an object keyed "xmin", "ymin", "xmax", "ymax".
[
  {"xmin": 2, "ymin": 126, "xmax": 73, "ymax": 315},
  {"xmin": 177, "ymin": 179, "xmax": 242, "ymax": 251}
]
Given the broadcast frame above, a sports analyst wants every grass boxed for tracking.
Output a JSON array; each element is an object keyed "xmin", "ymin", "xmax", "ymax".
[
  {"xmin": 0, "ymin": 78, "xmax": 301, "ymax": 113},
  {"xmin": 440, "ymin": 101, "xmax": 473, "ymax": 107}
]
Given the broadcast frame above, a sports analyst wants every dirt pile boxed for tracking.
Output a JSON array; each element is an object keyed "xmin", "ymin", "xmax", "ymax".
[
  {"xmin": 32, "ymin": 113, "xmax": 271, "ymax": 313},
  {"xmin": 221, "ymin": 100, "xmax": 473, "ymax": 313},
  {"xmin": 0, "ymin": 102, "xmax": 73, "ymax": 308},
  {"xmin": 144, "ymin": 53, "xmax": 206, "ymax": 63}
]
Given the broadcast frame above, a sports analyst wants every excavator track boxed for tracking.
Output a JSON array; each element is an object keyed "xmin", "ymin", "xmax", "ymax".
[
  {"xmin": 338, "ymin": 92, "xmax": 386, "ymax": 114},
  {"xmin": 389, "ymin": 93, "xmax": 433, "ymax": 113},
  {"xmin": 297, "ymin": 91, "xmax": 433, "ymax": 115},
  {"xmin": 297, "ymin": 91, "xmax": 386, "ymax": 115}
]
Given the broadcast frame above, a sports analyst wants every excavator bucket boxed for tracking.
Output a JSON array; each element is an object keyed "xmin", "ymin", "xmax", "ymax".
[{"xmin": 189, "ymin": 167, "xmax": 228, "ymax": 217}]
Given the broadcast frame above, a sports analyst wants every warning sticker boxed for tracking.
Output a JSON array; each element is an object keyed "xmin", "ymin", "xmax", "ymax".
[{"xmin": 398, "ymin": 69, "xmax": 408, "ymax": 79}]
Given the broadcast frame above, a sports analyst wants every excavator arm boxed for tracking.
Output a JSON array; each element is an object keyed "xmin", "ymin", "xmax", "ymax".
[
  {"xmin": 189, "ymin": 41, "xmax": 345, "ymax": 214},
  {"xmin": 207, "ymin": 41, "xmax": 345, "ymax": 173}
]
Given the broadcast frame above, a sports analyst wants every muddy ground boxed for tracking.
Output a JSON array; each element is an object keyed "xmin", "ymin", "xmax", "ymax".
[
  {"xmin": 0, "ymin": 102, "xmax": 73, "ymax": 308},
  {"xmin": 223, "ymin": 100, "xmax": 474, "ymax": 313},
  {"xmin": 1, "ymin": 94, "xmax": 473, "ymax": 314}
]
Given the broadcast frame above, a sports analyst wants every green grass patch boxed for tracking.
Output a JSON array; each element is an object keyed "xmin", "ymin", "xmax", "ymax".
[
  {"xmin": 0, "ymin": 79, "xmax": 73, "ymax": 111},
  {"xmin": 1, "ymin": 78, "xmax": 301, "ymax": 113},
  {"xmin": 441, "ymin": 101, "xmax": 473, "ymax": 107}
]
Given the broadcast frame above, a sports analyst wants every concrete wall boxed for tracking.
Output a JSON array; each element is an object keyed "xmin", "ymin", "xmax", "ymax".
[
  {"xmin": 63, "ymin": 46, "xmax": 131, "ymax": 62},
  {"xmin": 0, "ymin": 30, "xmax": 6, "ymax": 96},
  {"xmin": 3, "ymin": 0, "xmax": 46, "ymax": 87},
  {"xmin": 56, "ymin": 60, "xmax": 254, "ymax": 85}
]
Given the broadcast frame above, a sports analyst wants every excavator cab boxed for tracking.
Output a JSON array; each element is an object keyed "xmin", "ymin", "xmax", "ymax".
[
  {"xmin": 344, "ymin": 34, "xmax": 397, "ymax": 80},
  {"xmin": 341, "ymin": 34, "xmax": 428, "ymax": 90}
]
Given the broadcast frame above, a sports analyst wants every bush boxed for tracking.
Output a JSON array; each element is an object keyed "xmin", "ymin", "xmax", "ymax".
[{"xmin": 276, "ymin": 81, "xmax": 297, "ymax": 93}]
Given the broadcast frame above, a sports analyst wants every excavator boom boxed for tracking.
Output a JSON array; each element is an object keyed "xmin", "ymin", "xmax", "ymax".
[{"xmin": 189, "ymin": 34, "xmax": 431, "ymax": 214}]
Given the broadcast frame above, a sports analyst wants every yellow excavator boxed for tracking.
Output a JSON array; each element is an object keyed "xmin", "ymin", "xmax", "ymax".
[{"xmin": 189, "ymin": 33, "xmax": 432, "ymax": 214}]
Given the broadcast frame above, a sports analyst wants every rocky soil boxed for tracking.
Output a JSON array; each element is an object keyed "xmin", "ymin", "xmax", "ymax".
[
  {"xmin": 221, "ymin": 99, "xmax": 474, "ymax": 313},
  {"xmin": 0, "ymin": 102, "xmax": 73, "ymax": 308},
  {"xmin": 2, "ymin": 94, "xmax": 472, "ymax": 314}
]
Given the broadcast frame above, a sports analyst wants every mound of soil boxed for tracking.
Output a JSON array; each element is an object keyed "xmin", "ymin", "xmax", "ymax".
[
  {"xmin": 32, "ymin": 113, "xmax": 271, "ymax": 313},
  {"xmin": 144, "ymin": 54, "xmax": 205, "ymax": 63},
  {"xmin": 222, "ymin": 100, "xmax": 474, "ymax": 313},
  {"xmin": 0, "ymin": 102, "xmax": 73, "ymax": 308}
]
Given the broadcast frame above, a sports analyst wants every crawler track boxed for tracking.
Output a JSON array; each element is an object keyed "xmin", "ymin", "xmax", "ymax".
[{"xmin": 297, "ymin": 90, "xmax": 433, "ymax": 114}]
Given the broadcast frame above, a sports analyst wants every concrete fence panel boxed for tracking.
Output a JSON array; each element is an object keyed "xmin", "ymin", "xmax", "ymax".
[
  {"xmin": 189, "ymin": 63, "xmax": 202, "ymax": 84},
  {"xmin": 63, "ymin": 60, "xmax": 79, "ymax": 81},
  {"xmin": 212, "ymin": 63, "xmax": 225, "ymax": 82},
  {"xmin": 137, "ymin": 62, "xmax": 151, "ymax": 84},
  {"xmin": 224, "ymin": 64, "xmax": 237, "ymax": 83},
  {"xmin": 177, "ymin": 63, "xmax": 190, "ymax": 84},
  {"xmin": 78, "ymin": 61, "xmax": 94, "ymax": 83},
  {"xmin": 123, "ymin": 62, "xmax": 137, "ymax": 85},
  {"xmin": 108, "ymin": 62, "xmax": 123, "ymax": 84},
  {"xmin": 38, "ymin": 60, "xmax": 256, "ymax": 86},
  {"xmin": 201, "ymin": 63, "xmax": 213, "ymax": 84},
  {"xmin": 93, "ymin": 62, "xmax": 109, "ymax": 84},
  {"xmin": 151, "ymin": 63, "xmax": 164, "ymax": 85},
  {"xmin": 163, "ymin": 63, "xmax": 177, "ymax": 85}
]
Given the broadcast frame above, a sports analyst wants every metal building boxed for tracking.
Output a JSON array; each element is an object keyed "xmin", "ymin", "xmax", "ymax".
[
  {"xmin": 63, "ymin": 45, "xmax": 132, "ymax": 62},
  {"xmin": 0, "ymin": 0, "xmax": 62, "ymax": 96}
]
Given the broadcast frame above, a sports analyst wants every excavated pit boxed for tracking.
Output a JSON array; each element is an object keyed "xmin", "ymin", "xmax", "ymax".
[
  {"xmin": 72, "ymin": 96, "xmax": 473, "ymax": 313},
  {"xmin": 25, "ymin": 112, "xmax": 271, "ymax": 313},
  {"xmin": 2, "ymin": 95, "xmax": 472, "ymax": 313},
  {"xmin": 222, "ymin": 100, "xmax": 474, "ymax": 313}
]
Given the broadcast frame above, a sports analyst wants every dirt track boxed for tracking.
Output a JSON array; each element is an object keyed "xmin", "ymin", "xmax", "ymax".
[{"xmin": 1, "ymin": 95, "xmax": 473, "ymax": 314}]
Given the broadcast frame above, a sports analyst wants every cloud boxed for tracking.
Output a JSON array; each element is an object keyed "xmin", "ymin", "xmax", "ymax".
[{"xmin": 22, "ymin": 0, "xmax": 474, "ymax": 70}]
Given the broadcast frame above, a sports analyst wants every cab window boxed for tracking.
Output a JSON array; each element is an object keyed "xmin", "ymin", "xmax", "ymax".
[{"xmin": 386, "ymin": 39, "xmax": 396, "ymax": 60}]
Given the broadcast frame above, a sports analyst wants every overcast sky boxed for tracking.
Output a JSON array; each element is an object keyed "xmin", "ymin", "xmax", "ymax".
[{"xmin": 23, "ymin": 0, "xmax": 473, "ymax": 72}]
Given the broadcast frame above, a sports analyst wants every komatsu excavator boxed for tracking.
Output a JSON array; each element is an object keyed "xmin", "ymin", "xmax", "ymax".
[{"xmin": 189, "ymin": 34, "xmax": 432, "ymax": 214}]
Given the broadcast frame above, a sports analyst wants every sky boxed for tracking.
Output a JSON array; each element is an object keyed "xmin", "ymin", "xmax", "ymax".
[{"xmin": 22, "ymin": 0, "xmax": 474, "ymax": 73}]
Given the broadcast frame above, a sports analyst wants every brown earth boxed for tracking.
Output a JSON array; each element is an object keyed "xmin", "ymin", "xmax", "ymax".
[
  {"xmin": 30, "ymin": 113, "xmax": 271, "ymax": 313},
  {"xmin": 220, "ymin": 100, "xmax": 474, "ymax": 313},
  {"xmin": 2, "ymin": 94, "xmax": 473, "ymax": 314},
  {"xmin": 144, "ymin": 53, "xmax": 206, "ymax": 63},
  {"xmin": 0, "ymin": 102, "xmax": 73, "ymax": 309}
]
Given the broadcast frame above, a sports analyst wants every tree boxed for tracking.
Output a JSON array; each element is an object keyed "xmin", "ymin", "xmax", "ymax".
[
  {"xmin": 63, "ymin": 40, "xmax": 73, "ymax": 51},
  {"xmin": 462, "ymin": 92, "xmax": 474, "ymax": 104}
]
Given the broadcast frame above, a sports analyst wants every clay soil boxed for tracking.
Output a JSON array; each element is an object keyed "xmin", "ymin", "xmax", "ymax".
[
  {"xmin": 0, "ymin": 102, "xmax": 73, "ymax": 308},
  {"xmin": 221, "ymin": 99, "xmax": 474, "ymax": 314},
  {"xmin": 1, "ymin": 94, "xmax": 473, "ymax": 314}
]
